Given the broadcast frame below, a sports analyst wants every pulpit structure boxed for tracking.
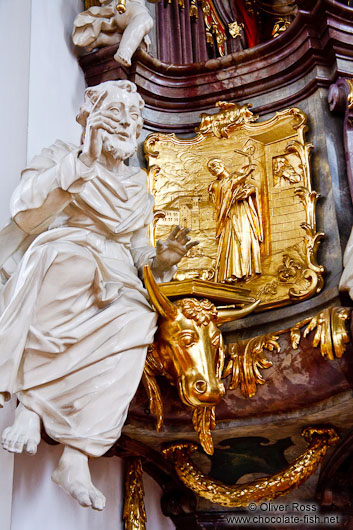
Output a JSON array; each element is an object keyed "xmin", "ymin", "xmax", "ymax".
[{"xmin": 73, "ymin": 0, "xmax": 353, "ymax": 527}]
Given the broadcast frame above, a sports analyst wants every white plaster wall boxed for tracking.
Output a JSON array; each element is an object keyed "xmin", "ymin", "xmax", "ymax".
[
  {"xmin": 0, "ymin": 1, "xmax": 175, "ymax": 529},
  {"xmin": 0, "ymin": 0, "xmax": 31, "ymax": 225},
  {"xmin": 27, "ymin": 0, "xmax": 85, "ymax": 161},
  {"xmin": 0, "ymin": 1, "xmax": 32, "ymax": 528},
  {"xmin": 12, "ymin": 443, "xmax": 174, "ymax": 530}
]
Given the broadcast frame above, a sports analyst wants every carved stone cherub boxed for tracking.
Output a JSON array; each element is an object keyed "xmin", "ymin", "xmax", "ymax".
[
  {"xmin": 0, "ymin": 80, "xmax": 197, "ymax": 510},
  {"xmin": 72, "ymin": 0, "xmax": 153, "ymax": 67}
]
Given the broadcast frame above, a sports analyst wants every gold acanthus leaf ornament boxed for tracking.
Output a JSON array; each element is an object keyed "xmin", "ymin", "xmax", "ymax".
[
  {"xmin": 192, "ymin": 406, "xmax": 216, "ymax": 456},
  {"xmin": 223, "ymin": 334, "xmax": 280, "ymax": 398},
  {"xmin": 123, "ymin": 458, "xmax": 146, "ymax": 530},
  {"xmin": 162, "ymin": 427, "xmax": 339, "ymax": 507}
]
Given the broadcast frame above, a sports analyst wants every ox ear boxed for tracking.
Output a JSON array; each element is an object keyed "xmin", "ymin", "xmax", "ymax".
[
  {"xmin": 215, "ymin": 299, "xmax": 260, "ymax": 325},
  {"xmin": 144, "ymin": 265, "xmax": 177, "ymax": 319}
]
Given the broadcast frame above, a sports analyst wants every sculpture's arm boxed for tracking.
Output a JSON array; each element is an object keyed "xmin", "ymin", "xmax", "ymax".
[
  {"xmin": 13, "ymin": 188, "xmax": 72, "ymax": 235},
  {"xmin": 11, "ymin": 141, "xmax": 96, "ymax": 235}
]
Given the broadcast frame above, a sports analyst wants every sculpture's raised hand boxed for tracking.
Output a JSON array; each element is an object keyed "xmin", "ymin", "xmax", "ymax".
[{"xmin": 153, "ymin": 226, "xmax": 199, "ymax": 273}]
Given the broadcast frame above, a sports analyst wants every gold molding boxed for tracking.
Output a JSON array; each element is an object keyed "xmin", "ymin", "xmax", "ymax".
[
  {"xmin": 162, "ymin": 427, "xmax": 339, "ymax": 507},
  {"xmin": 123, "ymin": 458, "xmax": 146, "ymax": 530},
  {"xmin": 200, "ymin": 0, "xmax": 227, "ymax": 56}
]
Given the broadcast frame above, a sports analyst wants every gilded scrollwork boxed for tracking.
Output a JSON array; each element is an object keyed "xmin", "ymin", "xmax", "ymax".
[
  {"xmin": 295, "ymin": 187, "xmax": 319, "ymax": 232},
  {"xmin": 200, "ymin": 0, "xmax": 227, "ymax": 56},
  {"xmin": 196, "ymin": 101, "xmax": 257, "ymax": 138},
  {"xmin": 288, "ymin": 306, "xmax": 351, "ymax": 360},
  {"xmin": 123, "ymin": 458, "xmax": 146, "ymax": 530},
  {"xmin": 162, "ymin": 427, "xmax": 339, "ymax": 507}
]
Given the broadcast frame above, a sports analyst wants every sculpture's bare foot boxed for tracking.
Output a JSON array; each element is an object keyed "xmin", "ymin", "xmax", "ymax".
[
  {"xmin": 52, "ymin": 446, "xmax": 106, "ymax": 510},
  {"xmin": 1, "ymin": 403, "xmax": 41, "ymax": 454},
  {"xmin": 114, "ymin": 49, "xmax": 132, "ymax": 67}
]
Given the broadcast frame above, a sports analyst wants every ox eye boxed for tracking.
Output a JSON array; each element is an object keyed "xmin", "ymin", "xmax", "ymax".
[
  {"xmin": 177, "ymin": 332, "xmax": 197, "ymax": 347},
  {"xmin": 211, "ymin": 333, "xmax": 221, "ymax": 348}
]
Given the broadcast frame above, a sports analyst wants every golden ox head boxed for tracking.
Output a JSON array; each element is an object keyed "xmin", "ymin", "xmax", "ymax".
[{"xmin": 144, "ymin": 266, "xmax": 259, "ymax": 409}]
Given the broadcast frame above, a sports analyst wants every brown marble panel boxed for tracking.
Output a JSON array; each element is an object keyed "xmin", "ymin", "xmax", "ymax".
[{"xmin": 79, "ymin": 0, "xmax": 353, "ymax": 131}]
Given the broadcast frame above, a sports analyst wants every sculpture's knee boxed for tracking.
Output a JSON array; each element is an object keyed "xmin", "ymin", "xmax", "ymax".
[
  {"xmin": 38, "ymin": 242, "xmax": 97, "ymax": 294},
  {"xmin": 142, "ymin": 14, "xmax": 154, "ymax": 34},
  {"xmin": 131, "ymin": 12, "xmax": 153, "ymax": 34}
]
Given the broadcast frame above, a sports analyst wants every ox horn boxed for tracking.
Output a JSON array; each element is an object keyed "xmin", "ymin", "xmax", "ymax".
[
  {"xmin": 216, "ymin": 299, "xmax": 260, "ymax": 325},
  {"xmin": 144, "ymin": 265, "xmax": 177, "ymax": 319}
]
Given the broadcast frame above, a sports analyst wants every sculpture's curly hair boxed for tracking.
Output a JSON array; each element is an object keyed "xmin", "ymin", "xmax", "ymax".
[
  {"xmin": 76, "ymin": 80, "xmax": 144, "ymax": 134},
  {"xmin": 176, "ymin": 298, "xmax": 217, "ymax": 326}
]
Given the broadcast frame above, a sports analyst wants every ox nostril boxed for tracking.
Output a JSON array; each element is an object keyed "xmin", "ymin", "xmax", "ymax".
[{"xmin": 194, "ymin": 380, "xmax": 207, "ymax": 394}]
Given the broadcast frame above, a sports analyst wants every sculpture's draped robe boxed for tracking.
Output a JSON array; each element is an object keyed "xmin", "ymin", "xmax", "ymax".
[
  {"xmin": 210, "ymin": 176, "xmax": 262, "ymax": 282},
  {"xmin": 0, "ymin": 141, "xmax": 160, "ymax": 456}
]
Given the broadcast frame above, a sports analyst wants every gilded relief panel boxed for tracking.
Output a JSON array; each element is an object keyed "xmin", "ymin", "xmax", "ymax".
[{"xmin": 145, "ymin": 103, "xmax": 324, "ymax": 310}]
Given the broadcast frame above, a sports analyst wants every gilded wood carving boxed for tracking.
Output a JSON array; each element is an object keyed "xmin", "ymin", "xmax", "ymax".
[
  {"xmin": 123, "ymin": 458, "xmax": 146, "ymax": 530},
  {"xmin": 162, "ymin": 427, "xmax": 339, "ymax": 507},
  {"xmin": 144, "ymin": 103, "xmax": 325, "ymax": 311}
]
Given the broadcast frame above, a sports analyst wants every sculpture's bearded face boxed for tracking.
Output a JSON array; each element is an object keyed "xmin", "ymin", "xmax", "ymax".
[{"xmin": 99, "ymin": 90, "xmax": 143, "ymax": 161}]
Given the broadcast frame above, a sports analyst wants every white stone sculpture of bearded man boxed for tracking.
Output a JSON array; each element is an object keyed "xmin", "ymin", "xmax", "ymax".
[{"xmin": 0, "ymin": 80, "xmax": 197, "ymax": 510}]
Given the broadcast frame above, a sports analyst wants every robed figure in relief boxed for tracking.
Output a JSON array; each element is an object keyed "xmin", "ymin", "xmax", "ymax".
[
  {"xmin": 0, "ymin": 80, "xmax": 196, "ymax": 510},
  {"xmin": 208, "ymin": 158, "xmax": 263, "ymax": 283}
]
